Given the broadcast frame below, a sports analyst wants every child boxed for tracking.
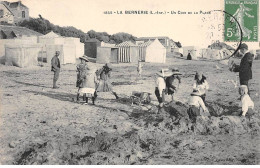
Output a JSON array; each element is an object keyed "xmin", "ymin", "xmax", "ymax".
[
  {"xmin": 79, "ymin": 63, "xmax": 98, "ymax": 105},
  {"xmin": 239, "ymin": 85, "xmax": 254, "ymax": 117},
  {"xmin": 187, "ymin": 90, "xmax": 210, "ymax": 123},
  {"xmin": 193, "ymin": 71, "xmax": 209, "ymax": 102},
  {"xmin": 165, "ymin": 68, "xmax": 181, "ymax": 101},
  {"xmin": 76, "ymin": 55, "xmax": 89, "ymax": 102},
  {"xmin": 155, "ymin": 69, "xmax": 173, "ymax": 108}
]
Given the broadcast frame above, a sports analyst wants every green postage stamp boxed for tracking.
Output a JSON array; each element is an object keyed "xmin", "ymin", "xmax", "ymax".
[{"xmin": 224, "ymin": 0, "xmax": 259, "ymax": 42}]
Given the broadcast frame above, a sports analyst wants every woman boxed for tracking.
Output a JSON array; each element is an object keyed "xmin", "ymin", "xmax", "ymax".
[
  {"xmin": 76, "ymin": 55, "xmax": 89, "ymax": 102},
  {"xmin": 165, "ymin": 68, "xmax": 181, "ymax": 101},
  {"xmin": 239, "ymin": 85, "xmax": 254, "ymax": 117},
  {"xmin": 96, "ymin": 63, "xmax": 119, "ymax": 99},
  {"xmin": 155, "ymin": 69, "xmax": 173, "ymax": 108},
  {"xmin": 187, "ymin": 90, "xmax": 210, "ymax": 124},
  {"xmin": 193, "ymin": 71, "xmax": 209, "ymax": 102}
]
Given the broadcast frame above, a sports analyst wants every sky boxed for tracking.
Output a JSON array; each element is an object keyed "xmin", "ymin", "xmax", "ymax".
[{"xmin": 9, "ymin": 0, "xmax": 260, "ymax": 49}]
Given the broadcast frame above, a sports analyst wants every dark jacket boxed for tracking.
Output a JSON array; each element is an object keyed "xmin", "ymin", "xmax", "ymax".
[
  {"xmin": 165, "ymin": 75, "xmax": 181, "ymax": 95},
  {"xmin": 239, "ymin": 52, "xmax": 253, "ymax": 81},
  {"xmin": 51, "ymin": 56, "xmax": 60, "ymax": 72}
]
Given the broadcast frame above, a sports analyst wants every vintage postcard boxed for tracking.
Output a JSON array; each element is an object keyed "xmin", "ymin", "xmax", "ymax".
[{"xmin": 0, "ymin": 0, "xmax": 259, "ymax": 165}]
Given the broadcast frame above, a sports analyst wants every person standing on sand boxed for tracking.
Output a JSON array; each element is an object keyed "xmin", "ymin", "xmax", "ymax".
[
  {"xmin": 137, "ymin": 60, "xmax": 143, "ymax": 77},
  {"xmin": 155, "ymin": 69, "xmax": 173, "ymax": 108},
  {"xmin": 187, "ymin": 90, "xmax": 210, "ymax": 124},
  {"xmin": 51, "ymin": 51, "xmax": 60, "ymax": 89},
  {"xmin": 230, "ymin": 43, "xmax": 254, "ymax": 94},
  {"xmin": 165, "ymin": 68, "xmax": 182, "ymax": 102},
  {"xmin": 76, "ymin": 55, "xmax": 89, "ymax": 102},
  {"xmin": 96, "ymin": 63, "xmax": 119, "ymax": 99},
  {"xmin": 187, "ymin": 53, "xmax": 192, "ymax": 60},
  {"xmin": 193, "ymin": 71, "xmax": 209, "ymax": 103}
]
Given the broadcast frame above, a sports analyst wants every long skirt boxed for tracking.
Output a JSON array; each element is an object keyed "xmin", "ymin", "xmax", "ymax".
[{"xmin": 96, "ymin": 79, "xmax": 113, "ymax": 92}]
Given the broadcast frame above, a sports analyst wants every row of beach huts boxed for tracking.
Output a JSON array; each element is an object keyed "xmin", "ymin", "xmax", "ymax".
[{"xmin": 0, "ymin": 25, "xmax": 250, "ymax": 68}]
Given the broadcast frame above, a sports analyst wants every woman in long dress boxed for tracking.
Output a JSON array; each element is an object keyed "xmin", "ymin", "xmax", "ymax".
[{"xmin": 96, "ymin": 63, "xmax": 119, "ymax": 99}]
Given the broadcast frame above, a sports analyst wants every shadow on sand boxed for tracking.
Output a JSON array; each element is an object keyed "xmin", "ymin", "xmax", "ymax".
[{"xmin": 14, "ymin": 80, "xmax": 50, "ymax": 88}]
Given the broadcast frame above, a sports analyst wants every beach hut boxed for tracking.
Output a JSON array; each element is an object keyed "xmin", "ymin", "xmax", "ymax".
[
  {"xmin": 5, "ymin": 43, "xmax": 42, "ymax": 68},
  {"xmin": 139, "ymin": 39, "xmax": 166, "ymax": 63},
  {"xmin": 138, "ymin": 40, "xmax": 152, "ymax": 61},
  {"xmin": 38, "ymin": 31, "xmax": 84, "ymax": 64},
  {"xmin": 96, "ymin": 46, "xmax": 118, "ymax": 64},
  {"xmin": 116, "ymin": 41, "xmax": 139, "ymax": 63},
  {"xmin": 84, "ymin": 38, "xmax": 101, "ymax": 58}
]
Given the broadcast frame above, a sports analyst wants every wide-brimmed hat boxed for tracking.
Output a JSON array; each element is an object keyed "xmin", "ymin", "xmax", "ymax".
[
  {"xmin": 79, "ymin": 55, "xmax": 89, "ymax": 62},
  {"xmin": 172, "ymin": 67, "xmax": 182, "ymax": 75},
  {"xmin": 191, "ymin": 89, "xmax": 202, "ymax": 96},
  {"xmin": 156, "ymin": 69, "xmax": 173, "ymax": 77}
]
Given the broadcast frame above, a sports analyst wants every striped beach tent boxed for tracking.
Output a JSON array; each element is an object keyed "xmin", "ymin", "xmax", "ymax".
[
  {"xmin": 138, "ymin": 40, "xmax": 153, "ymax": 61},
  {"xmin": 116, "ymin": 41, "xmax": 139, "ymax": 63}
]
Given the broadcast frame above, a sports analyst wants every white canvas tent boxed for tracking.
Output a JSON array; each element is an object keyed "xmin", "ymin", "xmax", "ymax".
[
  {"xmin": 38, "ymin": 31, "xmax": 84, "ymax": 63},
  {"xmin": 5, "ymin": 44, "xmax": 42, "ymax": 68},
  {"xmin": 0, "ymin": 36, "xmax": 38, "ymax": 58},
  {"xmin": 144, "ymin": 39, "xmax": 166, "ymax": 63}
]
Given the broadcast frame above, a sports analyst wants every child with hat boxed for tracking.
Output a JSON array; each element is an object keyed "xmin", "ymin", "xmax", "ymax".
[
  {"xmin": 187, "ymin": 90, "xmax": 210, "ymax": 123},
  {"xmin": 165, "ymin": 67, "xmax": 182, "ymax": 101},
  {"xmin": 76, "ymin": 55, "xmax": 89, "ymax": 102},
  {"xmin": 193, "ymin": 71, "xmax": 209, "ymax": 103},
  {"xmin": 239, "ymin": 85, "xmax": 254, "ymax": 117}
]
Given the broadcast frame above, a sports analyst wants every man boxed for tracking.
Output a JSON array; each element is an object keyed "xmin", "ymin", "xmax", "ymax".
[
  {"xmin": 51, "ymin": 51, "xmax": 61, "ymax": 89},
  {"xmin": 230, "ymin": 43, "xmax": 254, "ymax": 94}
]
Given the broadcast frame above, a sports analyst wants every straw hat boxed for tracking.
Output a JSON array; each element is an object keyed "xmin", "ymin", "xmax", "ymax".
[
  {"xmin": 190, "ymin": 89, "xmax": 202, "ymax": 96},
  {"xmin": 156, "ymin": 69, "xmax": 173, "ymax": 77},
  {"xmin": 79, "ymin": 55, "xmax": 89, "ymax": 62},
  {"xmin": 172, "ymin": 67, "xmax": 182, "ymax": 75}
]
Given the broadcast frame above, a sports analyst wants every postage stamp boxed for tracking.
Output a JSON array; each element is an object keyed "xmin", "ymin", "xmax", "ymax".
[{"xmin": 224, "ymin": 0, "xmax": 259, "ymax": 42}]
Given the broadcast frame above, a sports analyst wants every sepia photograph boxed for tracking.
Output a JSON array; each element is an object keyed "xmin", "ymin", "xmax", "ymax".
[{"xmin": 0, "ymin": 0, "xmax": 259, "ymax": 165}]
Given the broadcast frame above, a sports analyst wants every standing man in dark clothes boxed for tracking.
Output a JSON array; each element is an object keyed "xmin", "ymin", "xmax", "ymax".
[
  {"xmin": 230, "ymin": 43, "xmax": 254, "ymax": 94},
  {"xmin": 51, "ymin": 51, "xmax": 61, "ymax": 89}
]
